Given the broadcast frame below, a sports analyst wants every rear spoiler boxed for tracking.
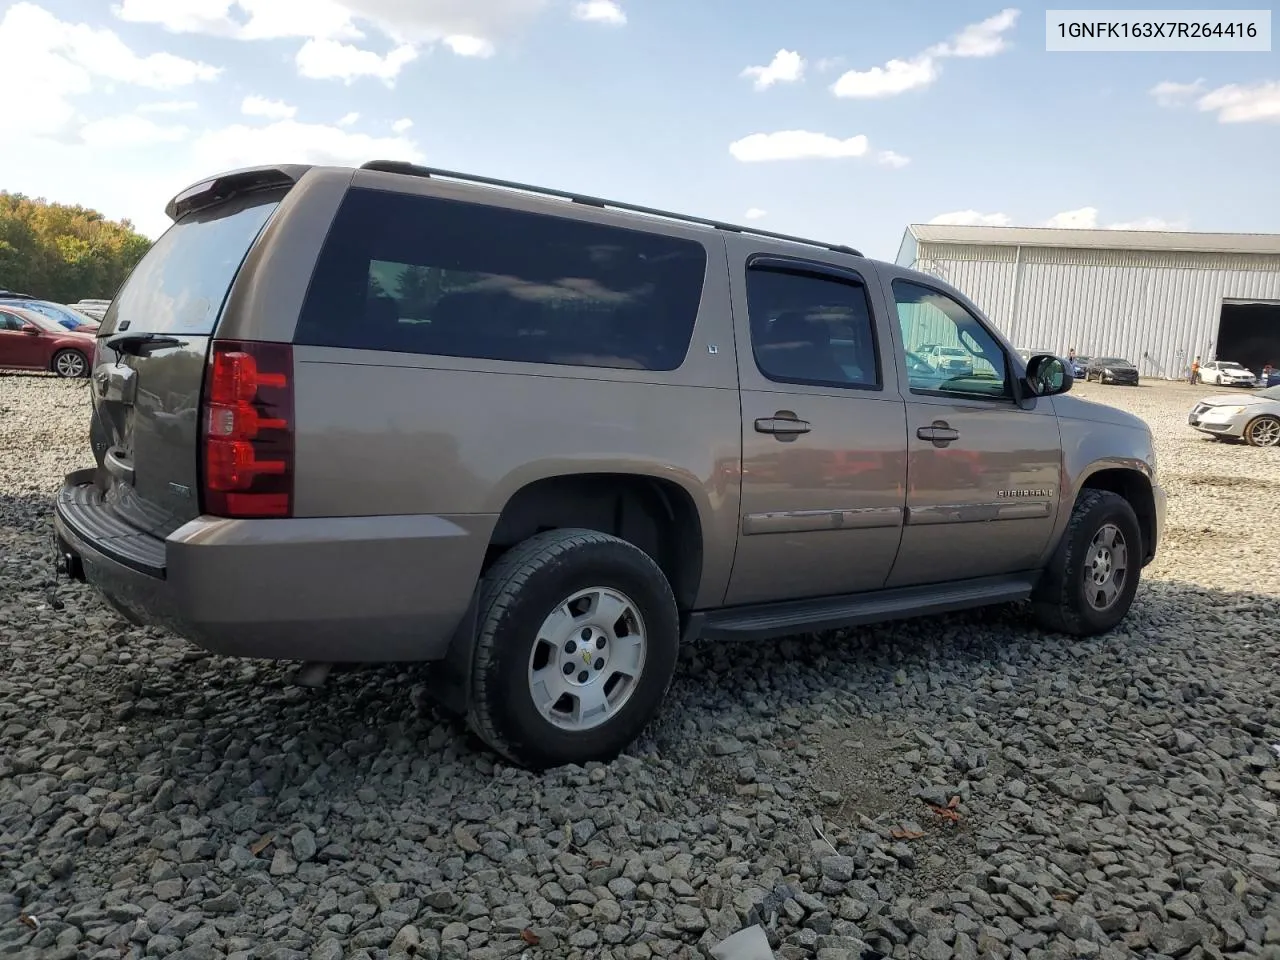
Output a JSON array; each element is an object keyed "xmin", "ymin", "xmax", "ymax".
[{"xmin": 165, "ymin": 165, "xmax": 312, "ymax": 222}]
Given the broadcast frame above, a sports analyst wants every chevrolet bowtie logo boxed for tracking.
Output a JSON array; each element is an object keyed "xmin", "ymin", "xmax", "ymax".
[{"xmin": 582, "ymin": 650, "xmax": 593, "ymax": 664}]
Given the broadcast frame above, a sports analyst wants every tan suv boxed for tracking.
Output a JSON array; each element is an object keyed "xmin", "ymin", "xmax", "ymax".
[{"xmin": 55, "ymin": 162, "xmax": 1166, "ymax": 769}]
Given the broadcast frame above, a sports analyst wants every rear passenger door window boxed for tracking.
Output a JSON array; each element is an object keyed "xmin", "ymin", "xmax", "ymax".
[
  {"xmin": 745, "ymin": 264, "xmax": 880, "ymax": 389},
  {"xmin": 296, "ymin": 188, "xmax": 708, "ymax": 372}
]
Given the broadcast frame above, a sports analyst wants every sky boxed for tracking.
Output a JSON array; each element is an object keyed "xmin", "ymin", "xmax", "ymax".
[{"xmin": 0, "ymin": 0, "xmax": 1277, "ymax": 260}]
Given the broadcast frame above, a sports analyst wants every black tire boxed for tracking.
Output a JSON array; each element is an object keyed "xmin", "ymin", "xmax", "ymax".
[
  {"xmin": 52, "ymin": 349, "xmax": 89, "ymax": 378},
  {"xmin": 1244, "ymin": 415, "xmax": 1280, "ymax": 448},
  {"xmin": 1032, "ymin": 490, "xmax": 1142, "ymax": 636},
  {"xmin": 467, "ymin": 528, "xmax": 680, "ymax": 770}
]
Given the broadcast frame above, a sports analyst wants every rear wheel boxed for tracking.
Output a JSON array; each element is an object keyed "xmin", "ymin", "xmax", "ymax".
[
  {"xmin": 1032, "ymin": 490, "xmax": 1142, "ymax": 636},
  {"xmin": 52, "ymin": 349, "xmax": 88, "ymax": 378},
  {"xmin": 1244, "ymin": 415, "xmax": 1280, "ymax": 447},
  {"xmin": 467, "ymin": 528, "xmax": 680, "ymax": 770}
]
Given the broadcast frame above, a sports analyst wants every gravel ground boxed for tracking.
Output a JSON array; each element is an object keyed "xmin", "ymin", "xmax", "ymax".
[{"xmin": 2, "ymin": 371, "xmax": 1278, "ymax": 960}]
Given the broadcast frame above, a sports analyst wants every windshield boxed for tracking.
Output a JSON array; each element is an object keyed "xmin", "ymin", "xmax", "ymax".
[
  {"xmin": 17, "ymin": 311, "xmax": 63, "ymax": 333},
  {"xmin": 1220, "ymin": 362, "xmax": 1246, "ymax": 370},
  {"xmin": 938, "ymin": 347, "xmax": 967, "ymax": 356},
  {"xmin": 1099, "ymin": 358, "xmax": 1131, "ymax": 366}
]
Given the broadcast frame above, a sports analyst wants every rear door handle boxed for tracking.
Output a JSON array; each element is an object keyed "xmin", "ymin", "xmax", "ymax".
[
  {"xmin": 755, "ymin": 414, "xmax": 811, "ymax": 437},
  {"xmin": 917, "ymin": 421, "xmax": 959, "ymax": 446}
]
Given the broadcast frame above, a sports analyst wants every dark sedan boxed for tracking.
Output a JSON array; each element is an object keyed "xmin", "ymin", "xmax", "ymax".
[
  {"xmin": 1084, "ymin": 356, "xmax": 1139, "ymax": 385},
  {"xmin": 0, "ymin": 304, "xmax": 94, "ymax": 377}
]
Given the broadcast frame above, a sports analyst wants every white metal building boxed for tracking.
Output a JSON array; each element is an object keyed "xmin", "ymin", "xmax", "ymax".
[{"xmin": 895, "ymin": 224, "xmax": 1280, "ymax": 379}]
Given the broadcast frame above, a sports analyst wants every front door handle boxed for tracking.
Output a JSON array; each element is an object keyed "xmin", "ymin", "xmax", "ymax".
[
  {"xmin": 917, "ymin": 421, "xmax": 959, "ymax": 447},
  {"xmin": 755, "ymin": 412, "xmax": 811, "ymax": 440}
]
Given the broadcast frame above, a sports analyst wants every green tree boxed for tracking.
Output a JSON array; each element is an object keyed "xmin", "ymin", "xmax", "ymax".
[{"xmin": 0, "ymin": 192, "xmax": 152, "ymax": 302}]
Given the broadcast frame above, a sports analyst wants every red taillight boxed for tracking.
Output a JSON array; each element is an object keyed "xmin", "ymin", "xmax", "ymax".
[{"xmin": 202, "ymin": 341, "xmax": 293, "ymax": 518}]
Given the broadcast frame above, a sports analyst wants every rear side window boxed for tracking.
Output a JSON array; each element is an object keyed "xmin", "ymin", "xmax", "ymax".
[
  {"xmin": 294, "ymin": 188, "xmax": 708, "ymax": 372},
  {"xmin": 98, "ymin": 193, "xmax": 280, "ymax": 337},
  {"xmin": 746, "ymin": 264, "xmax": 880, "ymax": 389}
]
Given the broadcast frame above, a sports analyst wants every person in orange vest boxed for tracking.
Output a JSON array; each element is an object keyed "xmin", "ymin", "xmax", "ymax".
[{"xmin": 1189, "ymin": 356, "xmax": 1200, "ymax": 385}]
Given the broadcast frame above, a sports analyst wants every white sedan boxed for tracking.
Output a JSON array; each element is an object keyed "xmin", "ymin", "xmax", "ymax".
[
  {"xmin": 1198, "ymin": 360, "xmax": 1258, "ymax": 387},
  {"xmin": 1188, "ymin": 386, "xmax": 1280, "ymax": 446}
]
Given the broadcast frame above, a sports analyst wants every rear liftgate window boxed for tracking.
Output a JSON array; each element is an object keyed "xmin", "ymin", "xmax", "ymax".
[
  {"xmin": 295, "ymin": 188, "xmax": 708, "ymax": 371},
  {"xmin": 100, "ymin": 193, "xmax": 281, "ymax": 337}
]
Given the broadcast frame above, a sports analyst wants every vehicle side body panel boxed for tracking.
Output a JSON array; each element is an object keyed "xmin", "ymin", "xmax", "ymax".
[{"xmin": 721, "ymin": 238, "xmax": 909, "ymax": 605}]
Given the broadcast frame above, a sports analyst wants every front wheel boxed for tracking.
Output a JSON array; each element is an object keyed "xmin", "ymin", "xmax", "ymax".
[
  {"xmin": 1244, "ymin": 415, "xmax": 1280, "ymax": 447},
  {"xmin": 52, "ymin": 349, "xmax": 88, "ymax": 378},
  {"xmin": 467, "ymin": 529, "xmax": 680, "ymax": 770},
  {"xmin": 1032, "ymin": 490, "xmax": 1142, "ymax": 636}
]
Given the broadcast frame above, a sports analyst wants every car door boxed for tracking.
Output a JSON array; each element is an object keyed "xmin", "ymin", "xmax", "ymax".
[
  {"xmin": 878, "ymin": 271, "xmax": 1062, "ymax": 588},
  {"xmin": 0, "ymin": 310, "xmax": 44, "ymax": 368},
  {"xmin": 724, "ymin": 240, "xmax": 908, "ymax": 606}
]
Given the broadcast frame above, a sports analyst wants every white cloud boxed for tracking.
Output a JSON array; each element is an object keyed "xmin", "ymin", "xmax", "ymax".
[
  {"xmin": 241, "ymin": 94, "xmax": 297, "ymax": 120},
  {"xmin": 832, "ymin": 55, "xmax": 938, "ymax": 99},
  {"xmin": 80, "ymin": 114, "xmax": 189, "ymax": 148},
  {"xmin": 1107, "ymin": 217, "xmax": 1186, "ymax": 231},
  {"xmin": 929, "ymin": 208, "xmax": 1184, "ymax": 230},
  {"xmin": 191, "ymin": 119, "xmax": 423, "ymax": 172},
  {"xmin": 877, "ymin": 150, "xmax": 911, "ymax": 169},
  {"xmin": 1152, "ymin": 78, "xmax": 1280, "ymax": 123},
  {"xmin": 729, "ymin": 130, "xmax": 869, "ymax": 162},
  {"xmin": 1044, "ymin": 206, "xmax": 1098, "ymax": 229},
  {"xmin": 113, "ymin": 0, "xmax": 362, "ymax": 41},
  {"xmin": 0, "ymin": 2, "xmax": 219, "ymax": 139},
  {"xmin": 114, "ymin": 0, "xmax": 554, "ymax": 58},
  {"xmin": 1150, "ymin": 79, "xmax": 1205, "ymax": 107},
  {"xmin": 295, "ymin": 37, "xmax": 417, "ymax": 84},
  {"xmin": 741, "ymin": 49, "xmax": 804, "ymax": 90},
  {"xmin": 932, "ymin": 8, "xmax": 1019, "ymax": 58},
  {"xmin": 443, "ymin": 34, "xmax": 495, "ymax": 56},
  {"xmin": 391, "ymin": 117, "xmax": 413, "ymax": 133},
  {"xmin": 928, "ymin": 210, "xmax": 1013, "ymax": 227},
  {"xmin": 832, "ymin": 8, "xmax": 1018, "ymax": 99},
  {"xmin": 337, "ymin": 111, "xmax": 360, "ymax": 126},
  {"xmin": 572, "ymin": 0, "xmax": 626, "ymax": 25},
  {"xmin": 1195, "ymin": 81, "xmax": 1280, "ymax": 123},
  {"xmin": 137, "ymin": 99, "xmax": 198, "ymax": 112},
  {"xmin": 744, "ymin": 208, "xmax": 767, "ymax": 220}
]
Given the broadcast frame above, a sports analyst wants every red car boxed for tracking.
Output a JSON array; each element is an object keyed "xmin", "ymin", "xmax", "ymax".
[{"xmin": 0, "ymin": 304, "xmax": 95, "ymax": 378}]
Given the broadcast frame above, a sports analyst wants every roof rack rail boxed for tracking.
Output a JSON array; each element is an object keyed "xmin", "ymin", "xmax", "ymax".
[{"xmin": 359, "ymin": 160, "xmax": 864, "ymax": 258}]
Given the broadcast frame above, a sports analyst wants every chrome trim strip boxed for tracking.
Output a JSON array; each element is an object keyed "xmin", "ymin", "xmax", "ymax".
[
  {"xmin": 742, "ymin": 506, "xmax": 903, "ymax": 535},
  {"xmin": 907, "ymin": 501, "xmax": 1052, "ymax": 525}
]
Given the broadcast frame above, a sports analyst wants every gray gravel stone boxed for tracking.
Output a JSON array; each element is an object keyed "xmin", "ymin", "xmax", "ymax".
[{"xmin": 2, "ymin": 377, "xmax": 1278, "ymax": 960}]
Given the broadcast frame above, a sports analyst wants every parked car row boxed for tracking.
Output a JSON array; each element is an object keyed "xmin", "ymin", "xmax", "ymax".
[
  {"xmin": 0, "ymin": 297, "xmax": 100, "ymax": 332},
  {"xmin": 0, "ymin": 303, "xmax": 94, "ymax": 377}
]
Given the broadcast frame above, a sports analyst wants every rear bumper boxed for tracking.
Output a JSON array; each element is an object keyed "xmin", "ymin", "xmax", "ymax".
[{"xmin": 54, "ymin": 470, "xmax": 495, "ymax": 662}]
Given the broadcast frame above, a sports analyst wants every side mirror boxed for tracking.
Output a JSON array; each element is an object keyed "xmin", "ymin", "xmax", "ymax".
[
  {"xmin": 1025, "ymin": 354, "xmax": 1073, "ymax": 397},
  {"xmin": 21, "ymin": 322, "xmax": 41, "ymax": 335}
]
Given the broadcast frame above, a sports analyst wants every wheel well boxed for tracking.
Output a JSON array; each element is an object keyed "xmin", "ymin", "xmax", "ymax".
[
  {"xmin": 486, "ymin": 474, "xmax": 704, "ymax": 610},
  {"xmin": 1080, "ymin": 468, "xmax": 1156, "ymax": 560}
]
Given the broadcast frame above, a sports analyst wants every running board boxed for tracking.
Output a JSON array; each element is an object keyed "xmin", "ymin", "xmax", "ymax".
[{"xmin": 697, "ymin": 574, "xmax": 1038, "ymax": 642}]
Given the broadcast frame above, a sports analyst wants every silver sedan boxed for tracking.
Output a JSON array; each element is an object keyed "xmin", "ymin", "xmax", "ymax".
[{"xmin": 1188, "ymin": 386, "xmax": 1280, "ymax": 447}]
